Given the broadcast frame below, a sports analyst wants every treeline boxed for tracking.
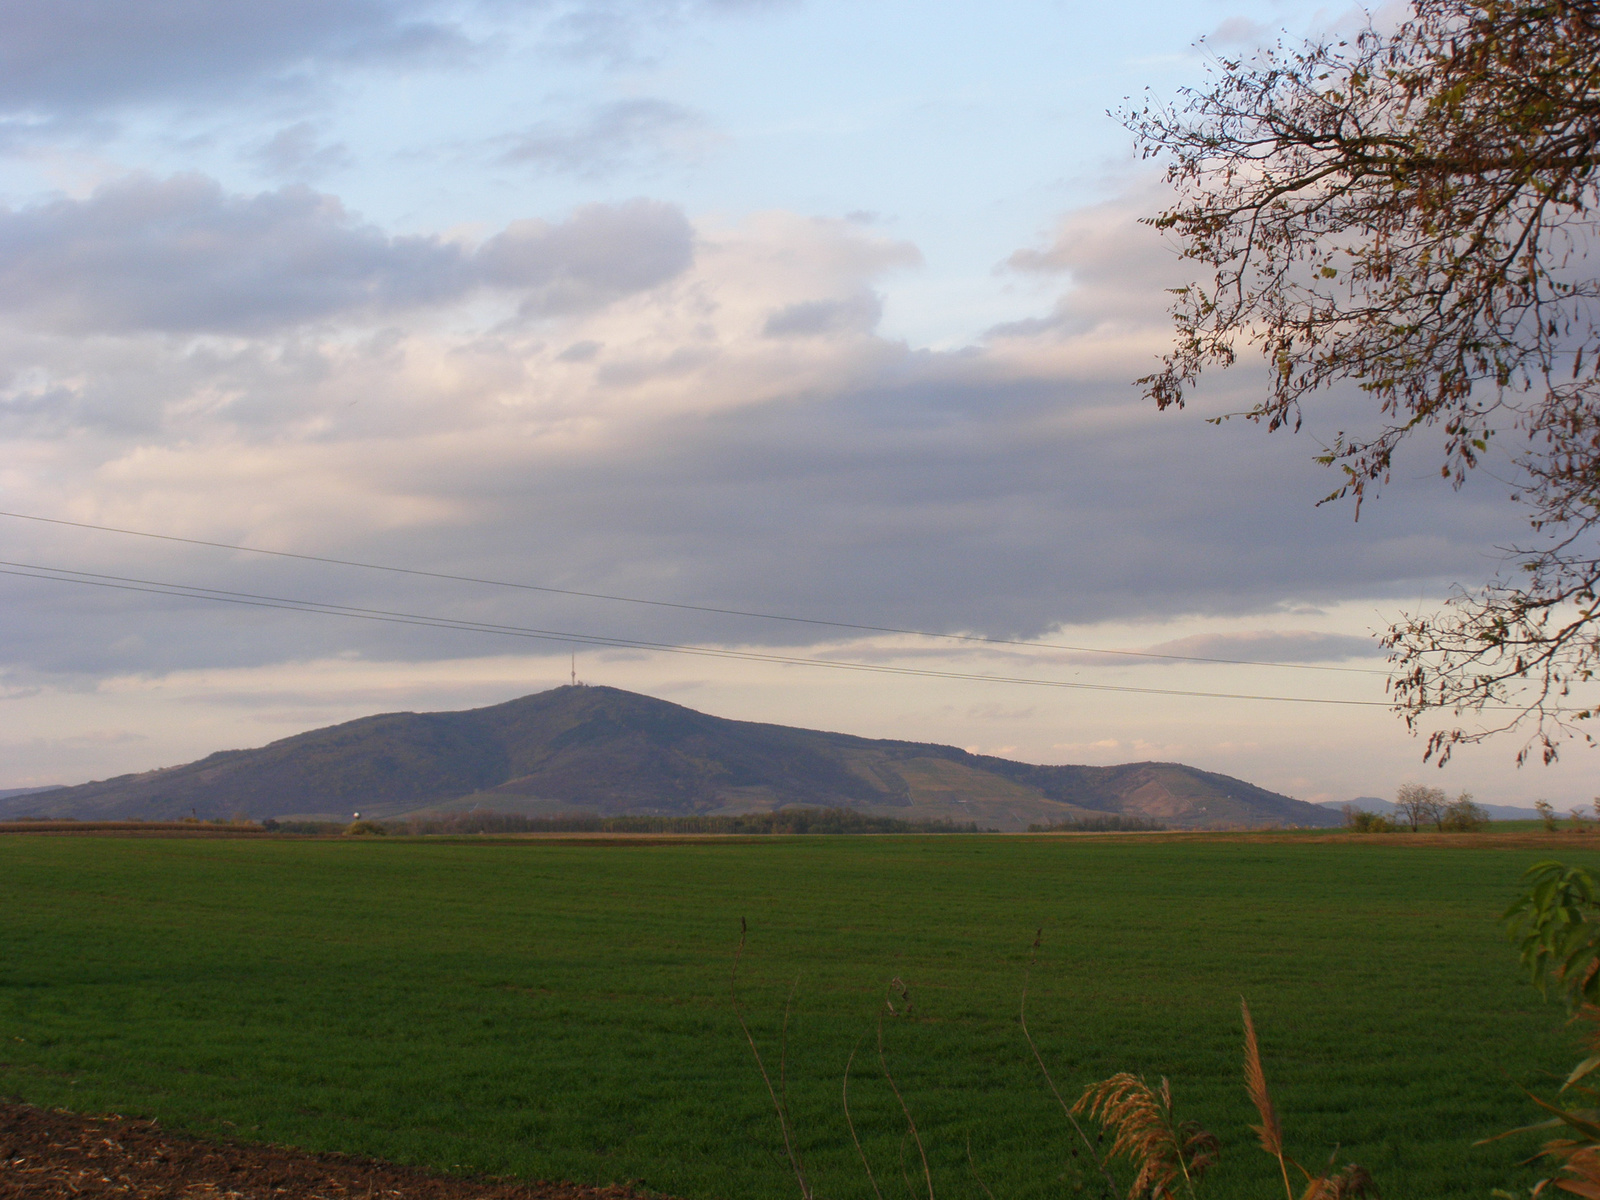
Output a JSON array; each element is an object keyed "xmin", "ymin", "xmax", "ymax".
[
  {"xmin": 1343, "ymin": 784, "xmax": 1490, "ymax": 832},
  {"xmin": 1025, "ymin": 815, "xmax": 1166, "ymax": 833},
  {"xmin": 263, "ymin": 808, "xmax": 989, "ymax": 836}
]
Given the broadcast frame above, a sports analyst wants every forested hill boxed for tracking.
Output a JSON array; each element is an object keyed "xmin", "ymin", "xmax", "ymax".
[{"xmin": 3, "ymin": 685, "xmax": 1341, "ymax": 831}]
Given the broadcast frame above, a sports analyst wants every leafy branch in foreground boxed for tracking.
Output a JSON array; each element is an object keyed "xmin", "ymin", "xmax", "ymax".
[
  {"xmin": 1505, "ymin": 860, "xmax": 1600, "ymax": 1009},
  {"xmin": 1488, "ymin": 860, "xmax": 1600, "ymax": 1198}
]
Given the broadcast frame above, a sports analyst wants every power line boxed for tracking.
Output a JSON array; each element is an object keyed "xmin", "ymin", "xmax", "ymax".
[
  {"xmin": 0, "ymin": 559, "xmax": 1402, "ymax": 708},
  {"xmin": 0, "ymin": 508, "xmax": 1390, "ymax": 675}
]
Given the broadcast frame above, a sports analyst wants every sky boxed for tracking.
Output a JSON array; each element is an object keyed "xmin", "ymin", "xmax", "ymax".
[{"xmin": 0, "ymin": 0, "xmax": 1592, "ymax": 810}]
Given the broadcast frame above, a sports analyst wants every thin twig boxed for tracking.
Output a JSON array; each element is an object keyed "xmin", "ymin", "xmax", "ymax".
[
  {"xmin": 879, "ymin": 980, "xmax": 934, "ymax": 1200},
  {"xmin": 782, "ymin": 970, "xmax": 801, "ymax": 1157},
  {"xmin": 899, "ymin": 1129, "xmax": 917, "ymax": 1200},
  {"xmin": 844, "ymin": 1037, "xmax": 885, "ymax": 1200},
  {"xmin": 731, "ymin": 917, "xmax": 812, "ymax": 1200},
  {"xmin": 1020, "ymin": 929, "xmax": 1119, "ymax": 1196}
]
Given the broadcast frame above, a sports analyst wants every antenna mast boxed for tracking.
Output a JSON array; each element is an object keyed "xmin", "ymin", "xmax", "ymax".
[{"xmin": 571, "ymin": 652, "xmax": 576, "ymax": 686}]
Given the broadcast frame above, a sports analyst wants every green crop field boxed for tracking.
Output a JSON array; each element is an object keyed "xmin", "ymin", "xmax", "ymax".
[{"xmin": 0, "ymin": 833, "xmax": 1592, "ymax": 1200}]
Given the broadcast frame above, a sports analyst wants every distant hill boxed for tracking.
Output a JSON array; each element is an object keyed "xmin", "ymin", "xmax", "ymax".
[
  {"xmin": 4, "ymin": 685, "xmax": 1342, "ymax": 831},
  {"xmin": 0, "ymin": 786, "xmax": 63, "ymax": 802}
]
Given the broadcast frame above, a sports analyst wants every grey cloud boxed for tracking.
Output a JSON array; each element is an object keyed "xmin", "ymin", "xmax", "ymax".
[
  {"xmin": 0, "ymin": 0, "xmax": 466, "ymax": 115},
  {"xmin": 556, "ymin": 339, "xmax": 603, "ymax": 362},
  {"xmin": 477, "ymin": 199, "xmax": 694, "ymax": 316},
  {"xmin": 252, "ymin": 122, "xmax": 355, "ymax": 181},
  {"xmin": 0, "ymin": 181, "xmax": 1532, "ymax": 684},
  {"xmin": 503, "ymin": 99, "xmax": 711, "ymax": 175},
  {"xmin": 994, "ymin": 185, "xmax": 1183, "ymax": 337},
  {"xmin": 1139, "ymin": 631, "xmax": 1382, "ymax": 664},
  {"xmin": 763, "ymin": 291, "xmax": 883, "ymax": 338},
  {"xmin": 0, "ymin": 361, "xmax": 1527, "ymax": 681},
  {"xmin": 0, "ymin": 176, "xmax": 693, "ymax": 333},
  {"xmin": 0, "ymin": 174, "xmax": 466, "ymax": 333},
  {"xmin": 539, "ymin": 0, "xmax": 797, "ymax": 63},
  {"xmin": 0, "ymin": 1, "xmax": 797, "ymax": 120}
]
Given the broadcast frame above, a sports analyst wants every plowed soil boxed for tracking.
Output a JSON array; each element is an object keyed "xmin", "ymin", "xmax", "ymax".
[{"xmin": 0, "ymin": 1102, "xmax": 664, "ymax": 1200}]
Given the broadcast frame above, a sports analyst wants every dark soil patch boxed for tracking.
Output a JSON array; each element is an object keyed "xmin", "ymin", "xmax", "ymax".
[{"xmin": 0, "ymin": 1101, "xmax": 665, "ymax": 1200}]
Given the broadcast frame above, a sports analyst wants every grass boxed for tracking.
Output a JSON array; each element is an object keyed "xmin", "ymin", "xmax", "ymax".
[{"xmin": 0, "ymin": 832, "xmax": 1591, "ymax": 1200}]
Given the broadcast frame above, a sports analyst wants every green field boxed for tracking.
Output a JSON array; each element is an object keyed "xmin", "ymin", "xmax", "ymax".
[{"xmin": 0, "ymin": 833, "xmax": 1591, "ymax": 1200}]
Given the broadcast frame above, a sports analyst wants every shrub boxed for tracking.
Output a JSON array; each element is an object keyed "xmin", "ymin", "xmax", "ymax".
[
  {"xmin": 1028, "ymin": 815, "xmax": 1167, "ymax": 832},
  {"xmin": 1341, "ymin": 805, "xmax": 1394, "ymax": 833},
  {"xmin": 394, "ymin": 808, "xmax": 987, "ymax": 836},
  {"xmin": 1437, "ymin": 795, "xmax": 1490, "ymax": 832}
]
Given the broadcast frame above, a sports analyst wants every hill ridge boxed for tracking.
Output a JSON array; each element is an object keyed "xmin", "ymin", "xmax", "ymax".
[{"xmin": 2, "ymin": 684, "xmax": 1341, "ymax": 831}]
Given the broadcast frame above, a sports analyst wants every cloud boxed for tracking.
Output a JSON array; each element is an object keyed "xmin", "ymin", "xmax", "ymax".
[
  {"xmin": 0, "ymin": 174, "xmax": 694, "ymax": 334},
  {"xmin": 477, "ymin": 199, "xmax": 695, "ymax": 316},
  {"xmin": 0, "ymin": 1, "xmax": 800, "ymax": 121},
  {"xmin": 0, "ymin": 0, "xmax": 466, "ymax": 116},
  {"xmin": 763, "ymin": 291, "xmax": 882, "ymax": 337},
  {"xmin": 502, "ymin": 99, "xmax": 715, "ymax": 175},
  {"xmin": 995, "ymin": 184, "xmax": 1184, "ymax": 341},
  {"xmin": 0, "ymin": 194, "xmax": 1528, "ymax": 692},
  {"xmin": 538, "ymin": 0, "xmax": 798, "ymax": 64},
  {"xmin": 251, "ymin": 122, "xmax": 355, "ymax": 181},
  {"xmin": 1207, "ymin": 16, "xmax": 1273, "ymax": 48},
  {"xmin": 1138, "ymin": 630, "xmax": 1382, "ymax": 664}
]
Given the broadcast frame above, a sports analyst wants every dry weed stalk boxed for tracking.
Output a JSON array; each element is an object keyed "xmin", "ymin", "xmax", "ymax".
[
  {"xmin": 1022, "ymin": 930, "xmax": 1120, "ymax": 1196},
  {"xmin": 842, "ymin": 1036, "xmax": 885, "ymax": 1200},
  {"xmin": 1072, "ymin": 1074, "xmax": 1217, "ymax": 1200},
  {"xmin": 730, "ymin": 917, "xmax": 812, "ymax": 1200},
  {"xmin": 965, "ymin": 1135, "xmax": 998, "ymax": 1200},
  {"xmin": 878, "ymin": 977, "xmax": 935, "ymax": 1200}
]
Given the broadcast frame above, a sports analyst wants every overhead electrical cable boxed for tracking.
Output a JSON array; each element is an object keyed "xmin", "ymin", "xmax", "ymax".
[
  {"xmin": 0, "ymin": 559, "xmax": 1406, "ymax": 708},
  {"xmin": 0, "ymin": 509, "xmax": 1388, "ymax": 675}
]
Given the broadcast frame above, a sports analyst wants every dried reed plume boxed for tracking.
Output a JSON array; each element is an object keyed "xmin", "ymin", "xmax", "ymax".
[
  {"xmin": 1242, "ymin": 998, "xmax": 1293, "ymax": 1200},
  {"xmin": 1241, "ymin": 999, "xmax": 1376, "ymax": 1200},
  {"xmin": 731, "ymin": 917, "xmax": 811, "ymax": 1200},
  {"xmin": 1299, "ymin": 1165, "xmax": 1377, "ymax": 1200},
  {"xmin": 1072, "ymin": 1074, "xmax": 1217, "ymax": 1200}
]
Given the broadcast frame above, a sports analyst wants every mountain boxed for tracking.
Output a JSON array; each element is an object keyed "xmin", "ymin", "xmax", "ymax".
[{"xmin": 2, "ymin": 685, "xmax": 1343, "ymax": 831}]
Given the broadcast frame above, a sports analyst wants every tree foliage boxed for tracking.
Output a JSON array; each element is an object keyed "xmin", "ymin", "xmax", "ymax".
[
  {"xmin": 1394, "ymin": 782, "xmax": 1447, "ymax": 830},
  {"xmin": 1493, "ymin": 861, "xmax": 1600, "ymax": 1197},
  {"xmin": 1127, "ymin": 0, "xmax": 1600, "ymax": 763}
]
